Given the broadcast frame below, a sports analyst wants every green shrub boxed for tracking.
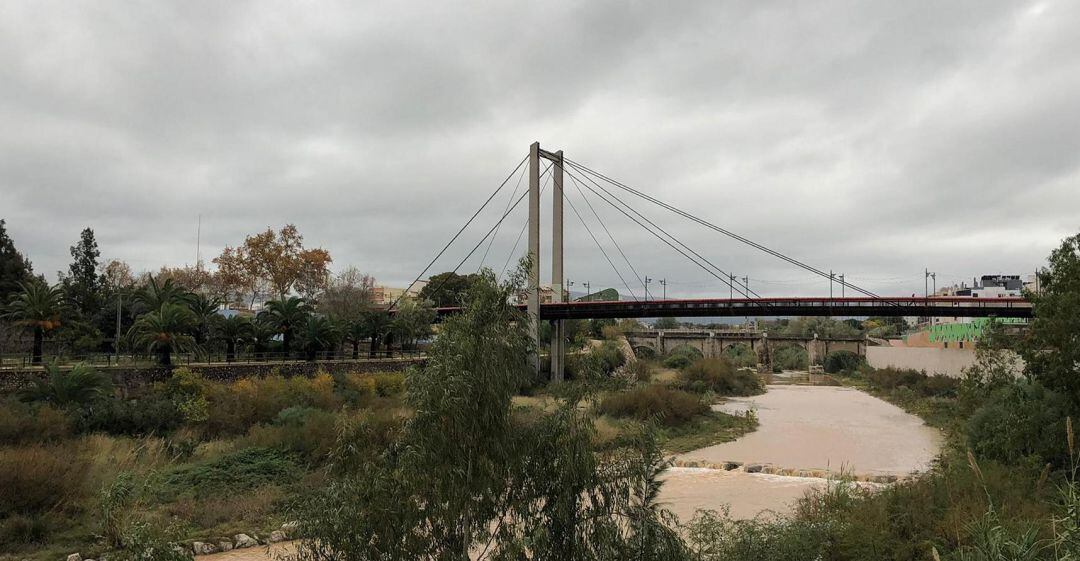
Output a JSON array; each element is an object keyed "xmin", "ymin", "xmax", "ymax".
[
  {"xmin": 771, "ymin": 345, "xmax": 809, "ymax": 370},
  {"xmin": 866, "ymin": 367, "xmax": 959, "ymax": 398},
  {"xmin": 84, "ymin": 394, "xmax": 183, "ymax": 435},
  {"xmin": 967, "ymin": 380, "xmax": 1071, "ymax": 467},
  {"xmin": 161, "ymin": 447, "xmax": 298, "ymax": 497},
  {"xmin": 0, "ymin": 401, "xmax": 72, "ymax": 445},
  {"xmin": 0, "ymin": 513, "xmax": 50, "ymax": 548},
  {"xmin": 722, "ymin": 343, "xmax": 759, "ymax": 368},
  {"xmin": 823, "ymin": 350, "xmax": 864, "ymax": 374},
  {"xmin": 244, "ymin": 407, "xmax": 339, "ymax": 463},
  {"xmin": 597, "ymin": 385, "xmax": 707, "ymax": 426},
  {"xmin": 680, "ymin": 358, "xmax": 764, "ymax": 396},
  {"xmin": 372, "ymin": 372, "xmax": 406, "ymax": 396},
  {"xmin": 663, "ymin": 345, "xmax": 704, "ymax": 369},
  {"xmin": 0, "ymin": 443, "xmax": 90, "ymax": 516},
  {"xmin": 202, "ymin": 373, "xmax": 340, "ymax": 436},
  {"xmin": 624, "ymin": 359, "xmax": 653, "ymax": 382}
]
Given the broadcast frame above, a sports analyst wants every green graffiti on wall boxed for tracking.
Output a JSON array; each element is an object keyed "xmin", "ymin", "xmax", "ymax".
[{"xmin": 927, "ymin": 317, "xmax": 1027, "ymax": 343}]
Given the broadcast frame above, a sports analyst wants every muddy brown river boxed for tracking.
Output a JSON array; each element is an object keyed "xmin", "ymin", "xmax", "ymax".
[{"xmin": 659, "ymin": 384, "xmax": 943, "ymax": 521}]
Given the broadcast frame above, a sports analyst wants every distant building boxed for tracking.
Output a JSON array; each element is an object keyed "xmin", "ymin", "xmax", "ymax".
[{"xmin": 370, "ymin": 280, "xmax": 428, "ymax": 307}]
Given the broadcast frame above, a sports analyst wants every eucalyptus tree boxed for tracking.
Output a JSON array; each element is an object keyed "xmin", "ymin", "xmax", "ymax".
[
  {"xmin": 127, "ymin": 303, "xmax": 198, "ymax": 366},
  {"xmin": 259, "ymin": 296, "xmax": 312, "ymax": 358},
  {"xmin": 214, "ymin": 315, "xmax": 253, "ymax": 363},
  {"xmin": 5, "ymin": 280, "xmax": 65, "ymax": 364}
]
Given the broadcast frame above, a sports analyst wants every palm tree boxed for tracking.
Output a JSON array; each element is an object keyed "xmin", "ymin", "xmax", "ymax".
[
  {"xmin": 259, "ymin": 296, "xmax": 312, "ymax": 358},
  {"xmin": 188, "ymin": 293, "xmax": 223, "ymax": 345},
  {"xmin": 343, "ymin": 318, "xmax": 367, "ymax": 360},
  {"xmin": 5, "ymin": 280, "xmax": 65, "ymax": 364},
  {"xmin": 134, "ymin": 275, "xmax": 190, "ymax": 312},
  {"xmin": 214, "ymin": 315, "xmax": 253, "ymax": 362},
  {"xmin": 299, "ymin": 315, "xmax": 339, "ymax": 361},
  {"xmin": 363, "ymin": 309, "xmax": 392, "ymax": 358},
  {"xmin": 251, "ymin": 319, "xmax": 277, "ymax": 361},
  {"xmin": 19, "ymin": 362, "xmax": 112, "ymax": 408},
  {"xmin": 128, "ymin": 303, "xmax": 198, "ymax": 366}
]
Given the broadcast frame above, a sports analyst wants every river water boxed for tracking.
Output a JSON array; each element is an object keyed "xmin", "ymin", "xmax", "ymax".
[{"xmin": 659, "ymin": 384, "xmax": 943, "ymax": 521}]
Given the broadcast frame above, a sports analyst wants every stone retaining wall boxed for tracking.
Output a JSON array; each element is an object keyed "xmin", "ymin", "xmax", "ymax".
[{"xmin": 0, "ymin": 357, "xmax": 425, "ymax": 393}]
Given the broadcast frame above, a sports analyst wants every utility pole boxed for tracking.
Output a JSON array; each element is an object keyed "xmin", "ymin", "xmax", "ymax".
[
  {"xmin": 115, "ymin": 290, "xmax": 122, "ymax": 365},
  {"xmin": 645, "ymin": 276, "xmax": 652, "ymax": 301},
  {"xmin": 729, "ymin": 274, "xmax": 736, "ymax": 300},
  {"xmin": 741, "ymin": 276, "xmax": 750, "ymax": 326},
  {"xmin": 839, "ymin": 274, "xmax": 845, "ymax": 298},
  {"xmin": 566, "ymin": 279, "xmax": 574, "ymax": 300},
  {"xmin": 829, "ymin": 270, "xmax": 835, "ymax": 299},
  {"xmin": 659, "ymin": 278, "xmax": 667, "ymax": 300},
  {"xmin": 583, "ymin": 281, "xmax": 590, "ymax": 302}
]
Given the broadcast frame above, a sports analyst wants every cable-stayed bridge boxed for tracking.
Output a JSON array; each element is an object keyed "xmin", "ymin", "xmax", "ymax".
[{"xmin": 397, "ymin": 142, "xmax": 1033, "ymax": 378}]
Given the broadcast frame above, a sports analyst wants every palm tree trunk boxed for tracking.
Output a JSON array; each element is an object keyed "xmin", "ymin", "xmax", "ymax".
[
  {"xmin": 32, "ymin": 327, "xmax": 43, "ymax": 365},
  {"xmin": 226, "ymin": 341, "xmax": 236, "ymax": 362},
  {"xmin": 159, "ymin": 346, "xmax": 171, "ymax": 366},
  {"xmin": 352, "ymin": 341, "xmax": 359, "ymax": 360}
]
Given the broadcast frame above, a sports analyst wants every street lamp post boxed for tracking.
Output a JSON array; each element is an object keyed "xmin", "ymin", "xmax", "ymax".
[
  {"xmin": 644, "ymin": 276, "xmax": 652, "ymax": 301},
  {"xmin": 659, "ymin": 278, "xmax": 667, "ymax": 300}
]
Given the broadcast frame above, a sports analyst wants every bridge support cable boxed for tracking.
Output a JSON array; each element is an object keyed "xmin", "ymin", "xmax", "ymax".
[
  {"xmin": 389, "ymin": 155, "xmax": 528, "ymax": 311},
  {"xmin": 565, "ymin": 158, "xmax": 882, "ymax": 300},
  {"xmin": 564, "ymin": 186, "xmax": 640, "ymax": 301},
  {"xmin": 499, "ymin": 162, "xmax": 556, "ymax": 281},
  {"xmin": 564, "ymin": 166, "xmax": 758, "ymax": 301},
  {"xmin": 567, "ymin": 170, "xmax": 647, "ymax": 295},
  {"xmin": 424, "ymin": 161, "xmax": 557, "ymax": 302},
  {"xmin": 478, "ymin": 157, "xmax": 530, "ymax": 270}
]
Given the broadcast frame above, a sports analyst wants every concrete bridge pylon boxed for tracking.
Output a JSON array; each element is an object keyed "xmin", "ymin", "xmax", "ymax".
[{"xmin": 527, "ymin": 142, "xmax": 566, "ymax": 381}]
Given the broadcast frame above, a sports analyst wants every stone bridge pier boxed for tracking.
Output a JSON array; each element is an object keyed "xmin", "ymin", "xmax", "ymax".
[{"xmin": 624, "ymin": 329, "xmax": 869, "ymax": 370}]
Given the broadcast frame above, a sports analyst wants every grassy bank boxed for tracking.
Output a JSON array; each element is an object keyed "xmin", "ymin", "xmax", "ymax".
[{"xmin": 0, "ymin": 367, "xmax": 407, "ymax": 560}]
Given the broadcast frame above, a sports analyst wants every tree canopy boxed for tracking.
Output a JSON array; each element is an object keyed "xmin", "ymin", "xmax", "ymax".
[
  {"xmin": 1023, "ymin": 232, "xmax": 1080, "ymax": 406},
  {"xmin": 417, "ymin": 271, "xmax": 482, "ymax": 307},
  {"xmin": 0, "ymin": 219, "xmax": 34, "ymax": 303}
]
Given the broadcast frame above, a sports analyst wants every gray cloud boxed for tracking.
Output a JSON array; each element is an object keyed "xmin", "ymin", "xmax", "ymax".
[{"xmin": 1, "ymin": 0, "xmax": 1076, "ymax": 298}]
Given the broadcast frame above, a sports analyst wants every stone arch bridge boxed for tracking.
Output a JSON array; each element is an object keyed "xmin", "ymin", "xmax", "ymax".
[{"xmin": 624, "ymin": 329, "xmax": 870, "ymax": 368}]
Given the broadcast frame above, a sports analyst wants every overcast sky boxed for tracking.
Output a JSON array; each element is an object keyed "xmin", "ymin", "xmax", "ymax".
[{"xmin": 2, "ymin": 1, "xmax": 1077, "ymax": 298}]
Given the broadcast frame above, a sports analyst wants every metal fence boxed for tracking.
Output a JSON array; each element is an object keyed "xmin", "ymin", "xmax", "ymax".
[{"xmin": 0, "ymin": 347, "xmax": 427, "ymax": 370}]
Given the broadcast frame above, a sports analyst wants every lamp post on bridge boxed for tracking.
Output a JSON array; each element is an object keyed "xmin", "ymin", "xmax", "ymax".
[
  {"xmin": 729, "ymin": 274, "xmax": 735, "ymax": 300},
  {"xmin": 839, "ymin": 273, "xmax": 845, "ymax": 298},
  {"xmin": 659, "ymin": 278, "xmax": 667, "ymax": 300},
  {"xmin": 645, "ymin": 276, "xmax": 652, "ymax": 301},
  {"xmin": 583, "ymin": 281, "xmax": 590, "ymax": 302}
]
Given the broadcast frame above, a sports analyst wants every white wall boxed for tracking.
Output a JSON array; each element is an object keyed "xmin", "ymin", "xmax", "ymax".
[{"xmin": 866, "ymin": 347, "xmax": 978, "ymax": 378}]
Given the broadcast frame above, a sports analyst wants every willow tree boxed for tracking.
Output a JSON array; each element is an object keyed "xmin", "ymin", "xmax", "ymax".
[{"xmin": 295, "ymin": 262, "xmax": 685, "ymax": 560}]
